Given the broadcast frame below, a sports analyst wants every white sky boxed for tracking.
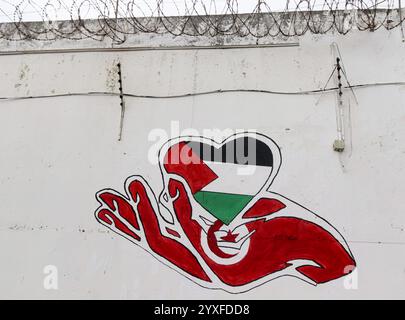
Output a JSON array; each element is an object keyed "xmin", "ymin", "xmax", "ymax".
[{"xmin": 0, "ymin": 0, "xmax": 398, "ymax": 23}]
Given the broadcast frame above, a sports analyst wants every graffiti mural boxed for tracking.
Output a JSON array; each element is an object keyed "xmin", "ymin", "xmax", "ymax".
[{"xmin": 94, "ymin": 133, "xmax": 356, "ymax": 293}]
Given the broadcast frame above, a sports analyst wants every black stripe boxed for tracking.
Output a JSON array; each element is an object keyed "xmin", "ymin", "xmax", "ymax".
[{"xmin": 186, "ymin": 137, "xmax": 273, "ymax": 167}]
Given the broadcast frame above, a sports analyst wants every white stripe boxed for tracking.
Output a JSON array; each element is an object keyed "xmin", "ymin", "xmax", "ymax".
[{"xmin": 201, "ymin": 161, "xmax": 271, "ymax": 196}]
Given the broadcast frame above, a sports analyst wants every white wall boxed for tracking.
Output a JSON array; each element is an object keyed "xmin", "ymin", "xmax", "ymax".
[{"xmin": 1, "ymin": 22, "xmax": 405, "ymax": 299}]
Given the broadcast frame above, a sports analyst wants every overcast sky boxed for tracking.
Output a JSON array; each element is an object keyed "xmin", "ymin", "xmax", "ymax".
[{"xmin": 0, "ymin": 0, "xmax": 396, "ymax": 23}]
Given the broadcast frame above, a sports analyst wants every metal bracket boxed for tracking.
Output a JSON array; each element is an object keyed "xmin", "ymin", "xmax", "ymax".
[
  {"xmin": 117, "ymin": 62, "xmax": 125, "ymax": 141},
  {"xmin": 400, "ymin": 0, "xmax": 405, "ymax": 42},
  {"xmin": 334, "ymin": 56, "xmax": 345, "ymax": 152}
]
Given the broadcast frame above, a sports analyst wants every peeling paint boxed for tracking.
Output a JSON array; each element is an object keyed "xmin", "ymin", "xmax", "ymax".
[
  {"xmin": 105, "ymin": 60, "xmax": 119, "ymax": 93},
  {"xmin": 18, "ymin": 63, "xmax": 30, "ymax": 81}
]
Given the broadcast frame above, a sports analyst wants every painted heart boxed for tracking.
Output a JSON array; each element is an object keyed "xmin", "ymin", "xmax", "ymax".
[
  {"xmin": 95, "ymin": 132, "xmax": 356, "ymax": 292},
  {"xmin": 162, "ymin": 136, "xmax": 274, "ymax": 225}
]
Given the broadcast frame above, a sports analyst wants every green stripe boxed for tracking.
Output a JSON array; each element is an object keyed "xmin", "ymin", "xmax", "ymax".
[{"xmin": 194, "ymin": 191, "xmax": 253, "ymax": 225}]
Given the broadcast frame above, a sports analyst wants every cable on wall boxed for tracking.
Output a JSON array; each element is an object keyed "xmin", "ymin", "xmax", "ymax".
[
  {"xmin": 1, "ymin": 81, "xmax": 405, "ymax": 102},
  {"xmin": 117, "ymin": 62, "xmax": 126, "ymax": 141}
]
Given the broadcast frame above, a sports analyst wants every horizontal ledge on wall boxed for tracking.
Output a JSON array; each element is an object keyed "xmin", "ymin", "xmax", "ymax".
[{"xmin": 0, "ymin": 42, "xmax": 300, "ymax": 56}]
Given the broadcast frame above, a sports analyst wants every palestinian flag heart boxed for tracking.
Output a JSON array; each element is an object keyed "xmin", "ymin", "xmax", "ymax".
[
  {"xmin": 163, "ymin": 136, "xmax": 273, "ymax": 225},
  {"xmin": 97, "ymin": 132, "xmax": 356, "ymax": 290}
]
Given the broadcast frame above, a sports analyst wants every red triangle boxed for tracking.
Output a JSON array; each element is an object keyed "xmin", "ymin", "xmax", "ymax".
[{"xmin": 164, "ymin": 142, "xmax": 218, "ymax": 194}]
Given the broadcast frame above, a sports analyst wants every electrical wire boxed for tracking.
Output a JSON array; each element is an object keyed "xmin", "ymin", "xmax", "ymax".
[{"xmin": 0, "ymin": 81, "xmax": 404, "ymax": 102}]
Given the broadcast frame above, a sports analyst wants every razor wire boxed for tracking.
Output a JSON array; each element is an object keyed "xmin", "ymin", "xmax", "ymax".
[{"xmin": 0, "ymin": 0, "xmax": 403, "ymax": 41}]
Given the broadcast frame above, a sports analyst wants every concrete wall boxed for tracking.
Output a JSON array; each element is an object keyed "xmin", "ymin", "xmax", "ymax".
[{"xmin": 0, "ymin": 16, "xmax": 405, "ymax": 299}]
